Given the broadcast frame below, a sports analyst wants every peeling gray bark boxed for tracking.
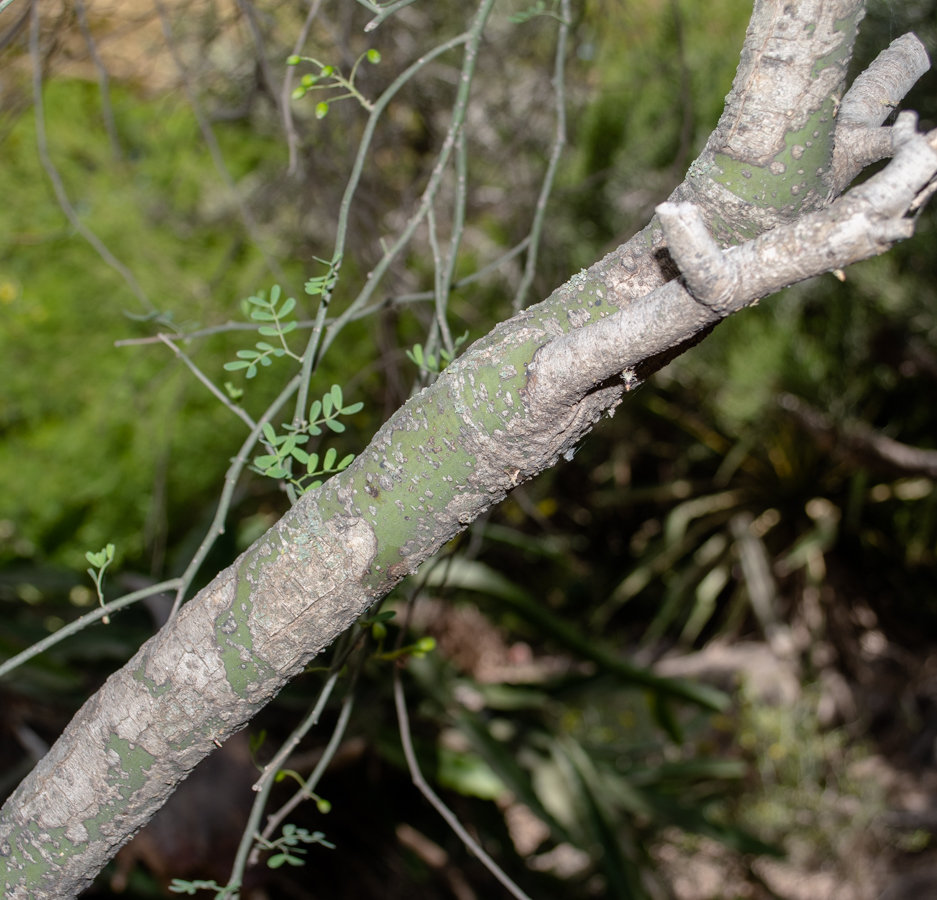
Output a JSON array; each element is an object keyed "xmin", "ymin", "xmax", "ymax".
[{"xmin": 1, "ymin": 3, "xmax": 933, "ymax": 897}]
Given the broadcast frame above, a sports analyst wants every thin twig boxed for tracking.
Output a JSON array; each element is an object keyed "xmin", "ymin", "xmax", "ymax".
[
  {"xmin": 282, "ymin": 0, "xmax": 326, "ymax": 175},
  {"xmin": 29, "ymin": 0, "xmax": 152, "ymax": 312},
  {"xmin": 512, "ymin": 0, "xmax": 569, "ymax": 312},
  {"xmin": 427, "ymin": 206, "xmax": 454, "ymax": 353},
  {"xmin": 226, "ymin": 670, "xmax": 340, "ymax": 893},
  {"xmin": 230, "ymin": 630, "xmax": 365, "ymax": 886},
  {"xmin": 115, "ymin": 320, "xmax": 318, "ymax": 346},
  {"xmin": 0, "ymin": 580, "xmax": 183, "ymax": 680},
  {"xmin": 250, "ymin": 646, "xmax": 365, "ymax": 862},
  {"xmin": 74, "ymin": 0, "xmax": 121, "ymax": 160},
  {"xmin": 114, "ymin": 235, "xmax": 531, "ymax": 347},
  {"xmin": 169, "ymin": 374, "xmax": 301, "ymax": 618},
  {"xmin": 153, "ymin": 0, "xmax": 294, "ymax": 294},
  {"xmin": 364, "ymin": 0, "xmax": 420, "ymax": 33},
  {"xmin": 319, "ymin": 0, "xmax": 496, "ymax": 361},
  {"xmin": 289, "ymin": 26, "xmax": 475, "ymax": 416},
  {"xmin": 156, "ymin": 334, "xmax": 257, "ymax": 430},
  {"xmin": 394, "ymin": 670, "xmax": 533, "ymax": 900}
]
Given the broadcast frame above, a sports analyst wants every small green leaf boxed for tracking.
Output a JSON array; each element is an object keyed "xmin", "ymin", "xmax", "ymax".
[
  {"xmin": 278, "ymin": 296, "xmax": 296, "ymax": 317},
  {"xmin": 256, "ymin": 342, "xmax": 275, "ymax": 351},
  {"xmin": 324, "ymin": 418, "xmax": 345, "ymax": 433},
  {"xmin": 426, "ymin": 354, "xmax": 437, "ymax": 371},
  {"xmin": 270, "ymin": 285, "xmax": 281, "ymax": 305},
  {"xmin": 246, "ymin": 364, "xmax": 258, "ymax": 378},
  {"xmin": 267, "ymin": 466, "xmax": 289, "ymax": 479},
  {"xmin": 330, "ymin": 384, "xmax": 343, "ymax": 409},
  {"xmin": 263, "ymin": 423, "xmax": 277, "ymax": 443},
  {"xmin": 341, "ymin": 401, "xmax": 363, "ymax": 415},
  {"xmin": 280, "ymin": 320, "xmax": 298, "ymax": 334},
  {"xmin": 315, "ymin": 101, "xmax": 329, "ymax": 119},
  {"xmin": 224, "ymin": 360, "xmax": 251, "ymax": 371},
  {"xmin": 308, "ymin": 480, "xmax": 323, "ymax": 489},
  {"xmin": 253, "ymin": 455, "xmax": 279, "ymax": 469},
  {"xmin": 251, "ymin": 310, "xmax": 276, "ymax": 321},
  {"xmin": 338, "ymin": 454, "xmax": 354, "ymax": 470},
  {"xmin": 308, "ymin": 423, "xmax": 323, "ymax": 436},
  {"xmin": 322, "ymin": 393, "xmax": 334, "ymax": 417},
  {"xmin": 267, "ymin": 854, "xmax": 287, "ymax": 869},
  {"xmin": 307, "ymin": 453, "xmax": 320, "ymax": 474},
  {"xmin": 257, "ymin": 326, "xmax": 280, "ymax": 336},
  {"xmin": 247, "ymin": 294, "xmax": 270, "ymax": 307},
  {"xmin": 366, "ymin": 49, "xmax": 381, "ymax": 64},
  {"xmin": 291, "ymin": 447, "xmax": 309, "ymax": 464},
  {"xmin": 308, "ymin": 400, "xmax": 322, "ymax": 422},
  {"xmin": 259, "ymin": 356, "xmax": 273, "ymax": 366},
  {"xmin": 237, "ymin": 350, "xmax": 260, "ymax": 359},
  {"xmin": 372, "ymin": 621, "xmax": 387, "ymax": 641},
  {"xmin": 323, "ymin": 448, "xmax": 337, "ymax": 470}
]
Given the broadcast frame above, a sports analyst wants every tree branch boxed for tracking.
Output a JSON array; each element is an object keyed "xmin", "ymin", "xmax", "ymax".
[{"xmin": 3, "ymin": 4, "xmax": 934, "ymax": 897}]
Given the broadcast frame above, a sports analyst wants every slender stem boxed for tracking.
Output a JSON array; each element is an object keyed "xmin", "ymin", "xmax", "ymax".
[
  {"xmin": 230, "ymin": 630, "xmax": 365, "ymax": 887},
  {"xmin": 512, "ymin": 0, "xmax": 569, "ymax": 312},
  {"xmin": 156, "ymin": 334, "xmax": 256, "ymax": 430},
  {"xmin": 299, "ymin": 28, "xmax": 473, "ymax": 378},
  {"xmin": 441, "ymin": 125, "xmax": 468, "ymax": 344},
  {"xmin": 115, "ymin": 320, "xmax": 319, "ymax": 346},
  {"xmin": 252, "ymin": 671, "xmax": 340, "ymax": 794},
  {"xmin": 394, "ymin": 670, "xmax": 533, "ymax": 900},
  {"xmin": 0, "ymin": 580, "xmax": 183, "ymax": 680},
  {"xmin": 319, "ymin": 0, "xmax": 496, "ymax": 361},
  {"xmin": 116, "ymin": 234, "xmax": 531, "ymax": 348},
  {"xmin": 74, "ymin": 0, "xmax": 121, "ymax": 160},
  {"xmin": 427, "ymin": 206, "xmax": 454, "ymax": 354},
  {"xmin": 169, "ymin": 374, "xmax": 301, "ymax": 618},
  {"xmin": 283, "ymin": 0, "xmax": 326, "ymax": 175},
  {"xmin": 364, "ymin": 0, "xmax": 420, "ymax": 32},
  {"xmin": 288, "ymin": 26, "xmax": 474, "ymax": 431},
  {"xmin": 250, "ymin": 650, "xmax": 364, "ymax": 862},
  {"xmin": 29, "ymin": 0, "xmax": 152, "ymax": 313}
]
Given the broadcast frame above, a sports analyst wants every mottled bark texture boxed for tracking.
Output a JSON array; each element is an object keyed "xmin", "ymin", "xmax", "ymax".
[{"xmin": 1, "ymin": 2, "xmax": 933, "ymax": 897}]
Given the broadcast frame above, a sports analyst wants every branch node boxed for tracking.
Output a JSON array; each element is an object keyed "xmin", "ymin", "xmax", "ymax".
[{"xmin": 656, "ymin": 202, "xmax": 738, "ymax": 314}]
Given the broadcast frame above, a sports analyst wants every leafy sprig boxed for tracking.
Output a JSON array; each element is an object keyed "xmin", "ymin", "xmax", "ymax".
[
  {"xmin": 85, "ymin": 543, "xmax": 115, "ymax": 624},
  {"xmin": 168, "ymin": 880, "xmax": 237, "ymax": 899},
  {"xmin": 304, "ymin": 252, "xmax": 343, "ymax": 298},
  {"xmin": 225, "ymin": 285, "xmax": 302, "ymax": 379},
  {"xmin": 406, "ymin": 330, "xmax": 469, "ymax": 375},
  {"xmin": 253, "ymin": 823, "xmax": 335, "ymax": 869},
  {"xmin": 251, "ymin": 385, "xmax": 362, "ymax": 494},
  {"xmin": 287, "ymin": 50, "xmax": 382, "ymax": 114}
]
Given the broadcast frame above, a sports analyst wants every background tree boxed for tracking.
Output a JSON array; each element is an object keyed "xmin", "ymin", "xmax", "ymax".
[{"xmin": 1, "ymin": 1, "xmax": 937, "ymax": 898}]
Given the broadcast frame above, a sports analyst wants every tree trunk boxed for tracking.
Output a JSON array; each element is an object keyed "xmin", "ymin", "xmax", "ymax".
[{"xmin": 1, "ymin": 2, "xmax": 932, "ymax": 896}]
